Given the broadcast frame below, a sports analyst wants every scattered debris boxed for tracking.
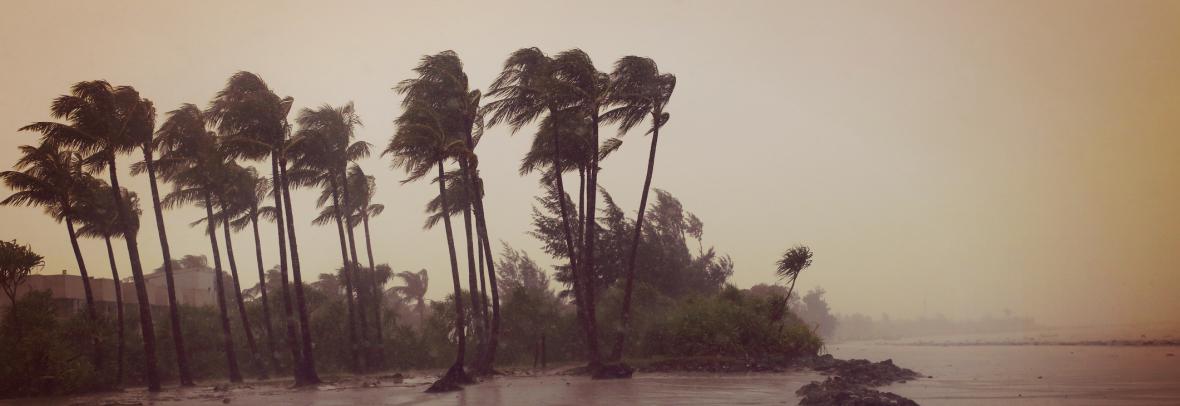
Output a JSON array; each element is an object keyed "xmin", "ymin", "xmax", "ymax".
[{"xmin": 797, "ymin": 376, "xmax": 918, "ymax": 406}]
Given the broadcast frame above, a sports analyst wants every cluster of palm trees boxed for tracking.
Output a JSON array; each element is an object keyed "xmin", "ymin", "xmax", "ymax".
[
  {"xmin": 2, "ymin": 46, "xmax": 676, "ymax": 391},
  {"xmin": 382, "ymin": 48, "xmax": 675, "ymax": 385}
]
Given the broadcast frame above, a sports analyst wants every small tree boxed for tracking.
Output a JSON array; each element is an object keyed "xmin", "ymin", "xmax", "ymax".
[
  {"xmin": 772, "ymin": 245, "xmax": 814, "ymax": 328},
  {"xmin": 0, "ymin": 240, "xmax": 45, "ymax": 334}
]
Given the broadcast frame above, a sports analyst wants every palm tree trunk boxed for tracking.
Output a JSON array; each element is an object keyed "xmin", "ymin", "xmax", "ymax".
[
  {"xmin": 279, "ymin": 158, "xmax": 320, "ymax": 383},
  {"xmin": 221, "ymin": 206, "xmax": 266, "ymax": 379},
  {"xmin": 460, "ymin": 124, "xmax": 500, "ymax": 373},
  {"xmin": 361, "ymin": 214, "xmax": 385, "ymax": 368},
  {"xmin": 611, "ymin": 121, "xmax": 661, "ymax": 361},
  {"xmin": 328, "ymin": 178, "xmax": 361, "ymax": 373},
  {"xmin": 338, "ymin": 169, "xmax": 371, "ymax": 369},
  {"xmin": 249, "ymin": 213, "xmax": 281, "ymax": 375},
  {"xmin": 62, "ymin": 213, "xmax": 101, "ymax": 371},
  {"xmin": 457, "ymin": 160, "xmax": 484, "ymax": 367},
  {"xmin": 142, "ymin": 144, "xmax": 194, "ymax": 386},
  {"xmin": 547, "ymin": 116, "xmax": 595, "ymax": 368},
  {"xmin": 269, "ymin": 155, "xmax": 304, "ymax": 383},
  {"xmin": 205, "ymin": 192, "xmax": 243, "ymax": 383},
  {"xmin": 580, "ymin": 114, "xmax": 603, "ymax": 369},
  {"xmin": 107, "ymin": 160, "xmax": 161, "ymax": 391},
  {"xmin": 476, "ymin": 231, "xmax": 489, "ymax": 335},
  {"xmin": 103, "ymin": 235, "xmax": 125, "ymax": 386},
  {"xmin": 436, "ymin": 160, "xmax": 467, "ymax": 368},
  {"xmin": 578, "ymin": 165, "xmax": 585, "ymax": 247}
]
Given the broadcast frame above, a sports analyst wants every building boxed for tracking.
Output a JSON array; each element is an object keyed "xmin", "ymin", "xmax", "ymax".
[{"xmin": 0, "ymin": 255, "xmax": 219, "ymax": 313}]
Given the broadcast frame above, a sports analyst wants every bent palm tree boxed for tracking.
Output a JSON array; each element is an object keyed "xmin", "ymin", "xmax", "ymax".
[
  {"xmin": 209, "ymin": 72, "xmax": 319, "ymax": 385},
  {"xmin": 24, "ymin": 81, "xmax": 162, "ymax": 390},
  {"xmin": 391, "ymin": 269, "xmax": 429, "ymax": 327},
  {"xmin": 291, "ymin": 103, "xmax": 371, "ymax": 371},
  {"xmin": 75, "ymin": 179, "xmax": 140, "ymax": 385},
  {"xmin": 228, "ymin": 168, "xmax": 281, "ymax": 374},
  {"xmin": 604, "ymin": 56, "xmax": 677, "ymax": 361},
  {"xmin": 386, "ymin": 63, "xmax": 473, "ymax": 388},
  {"xmin": 155, "ymin": 103, "xmax": 243, "ymax": 383},
  {"xmin": 776, "ymin": 245, "xmax": 814, "ymax": 303},
  {"xmin": 1, "ymin": 143, "xmax": 100, "ymax": 369}
]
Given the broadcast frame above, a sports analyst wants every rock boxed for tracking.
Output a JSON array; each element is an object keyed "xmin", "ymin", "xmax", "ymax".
[
  {"xmin": 797, "ymin": 377, "xmax": 919, "ymax": 406},
  {"xmin": 212, "ymin": 384, "xmax": 230, "ymax": 392},
  {"xmin": 221, "ymin": 398, "xmax": 231, "ymax": 404},
  {"xmin": 425, "ymin": 364, "xmax": 473, "ymax": 393},
  {"xmin": 806, "ymin": 355, "xmax": 922, "ymax": 387},
  {"xmin": 592, "ymin": 363, "xmax": 635, "ymax": 380}
]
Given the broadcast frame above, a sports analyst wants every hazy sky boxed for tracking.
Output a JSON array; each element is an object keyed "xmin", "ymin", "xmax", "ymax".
[{"xmin": 2, "ymin": 0, "xmax": 1177, "ymax": 326}]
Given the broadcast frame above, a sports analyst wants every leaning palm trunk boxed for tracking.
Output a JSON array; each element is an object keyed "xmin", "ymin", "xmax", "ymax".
[
  {"xmin": 426, "ymin": 160, "xmax": 471, "ymax": 392},
  {"xmin": 249, "ymin": 212, "xmax": 280, "ymax": 374},
  {"xmin": 142, "ymin": 142, "xmax": 194, "ymax": 385},
  {"xmin": 580, "ymin": 114, "xmax": 603, "ymax": 369},
  {"xmin": 269, "ymin": 156, "xmax": 305, "ymax": 383},
  {"xmin": 221, "ymin": 205, "xmax": 266, "ymax": 378},
  {"xmin": 107, "ymin": 160, "xmax": 161, "ymax": 391},
  {"xmin": 328, "ymin": 177, "xmax": 361, "ymax": 372},
  {"xmin": 102, "ymin": 235, "xmax": 125, "ymax": 385},
  {"xmin": 476, "ymin": 232, "xmax": 489, "ymax": 327},
  {"xmin": 338, "ymin": 171, "xmax": 371, "ymax": 368},
  {"xmin": 279, "ymin": 158, "xmax": 320, "ymax": 383},
  {"xmin": 458, "ymin": 159, "xmax": 485, "ymax": 366},
  {"xmin": 611, "ymin": 120, "xmax": 662, "ymax": 361},
  {"xmin": 204, "ymin": 192, "xmax": 243, "ymax": 383},
  {"xmin": 361, "ymin": 214, "xmax": 385, "ymax": 367},
  {"xmin": 62, "ymin": 213, "xmax": 101, "ymax": 371},
  {"xmin": 459, "ymin": 126, "xmax": 500, "ymax": 373},
  {"xmin": 546, "ymin": 118, "xmax": 595, "ymax": 368}
]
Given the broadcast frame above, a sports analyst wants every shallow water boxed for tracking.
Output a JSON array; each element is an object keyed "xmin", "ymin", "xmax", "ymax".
[
  {"xmin": 830, "ymin": 341, "xmax": 1180, "ymax": 405},
  {"xmin": 9, "ymin": 341, "xmax": 1179, "ymax": 405}
]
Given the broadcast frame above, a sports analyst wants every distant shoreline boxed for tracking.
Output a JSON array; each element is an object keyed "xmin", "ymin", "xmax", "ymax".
[{"xmin": 896, "ymin": 339, "xmax": 1180, "ymax": 347}]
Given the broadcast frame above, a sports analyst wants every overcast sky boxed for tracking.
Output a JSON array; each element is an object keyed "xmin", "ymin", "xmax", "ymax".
[{"xmin": 2, "ymin": 0, "xmax": 1178, "ymax": 326}]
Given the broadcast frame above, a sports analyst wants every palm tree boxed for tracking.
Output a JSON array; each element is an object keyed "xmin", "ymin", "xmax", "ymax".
[
  {"xmin": 348, "ymin": 166, "xmax": 387, "ymax": 363},
  {"xmin": 291, "ymin": 102, "xmax": 371, "ymax": 371},
  {"xmin": 137, "ymin": 91, "xmax": 195, "ymax": 386},
  {"xmin": 21, "ymin": 81, "xmax": 162, "ymax": 390},
  {"xmin": 397, "ymin": 51, "xmax": 501, "ymax": 372},
  {"xmin": 228, "ymin": 168, "xmax": 281, "ymax": 374},
  {"xmin": 604, "ymin": 56, "xmax": 677, "ymax": 361},
  {"xmin": 391, "ymin": 269, "xmax": 429, "ymax": 327},
  {"xmin": 208, "ymin": 72, "xmax": 319, "ymax": 385},
  {"xmin": 212, "ymin": 164, "xmax": 268, "ymax": 378},
  {"xmin": 155, "ymin": 103, "xmax": 243, "ymax": 383},
  {"xmin": 74, "ymin": 179, "xmax": 140, "ymax": 385},
  {"xmin": 484, "ymin": 48, "xmax": 604, "ymax": 368},
  {"xmin": 0, "ymin": 143, "xmax": 100, "ymax": 369},
  {"xmin": 776, "ymin": 245, "xmax": 814, "ymax": 303},
  {"xmin": 386, "ymin": 54, "xmax": 475, "ymax": 388}
]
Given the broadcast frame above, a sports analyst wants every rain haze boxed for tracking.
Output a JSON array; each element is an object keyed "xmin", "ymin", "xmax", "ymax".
[{"xmin": 4, "ymin": 0, "xmax": 1177, "ymax": 327}]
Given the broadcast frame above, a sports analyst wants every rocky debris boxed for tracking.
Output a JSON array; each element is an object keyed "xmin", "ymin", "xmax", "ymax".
[
  {"xmin": 796, "ymin": 377, "xmax": 918, "ymax": 406},
  {"xmin": 591, "ymin": 363, "xmax": 635, "ymax": 379},
  {"xmin": 807, "ymin": 355, "xmax": 921, "ymax": 386},
  {"xmin": 361, "ymin": 380, "xmax": 380, "ymax": 388},
  {"xmin": 212, "ymin": 384, "xmax": 230, "ymax": 392},
  {"xmin": 797, "ymin": 355, "xmax": 922, "ymax": 405}
]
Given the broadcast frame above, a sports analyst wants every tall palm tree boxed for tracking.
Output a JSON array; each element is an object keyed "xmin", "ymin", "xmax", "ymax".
[
  {"xmin": 348, "ymin": 166, "xmax": 387, "ymax": 362},
  {"xmin": 210, "ymin": 164, "xmax": 268, "ymax": 378},
  {"xmin": 604, "ymin": 56, "xmax": 677, "ymax": 361},
  {"xmin": 484, "ymin": 48, "xmax": 603, "ymax": 368},
  {"xmin": 22, "ymin": 81, "xmax": 162, "ymax": 390},
  {"xmin": 137, "ymin": 91, "xmax": 195, "ymax": 386},
  {"xmin": 386, "ymin": 56, "xmax": 474, "ymax": 387},
  {"xmin": 74, "ymin": 179, "xmax": 140, "ymax": 385},
  {"xmin": 291, "ymin": 102, "xmax": 371, "ymax": 371},
  {"xmin": 208, "ymin": 72, "xmax": 319, "ymax": 385},
  {"xmin": 1, "ymin": 143, "xmax": 100, "ymax": 369},
  {"xmin": 398, "ymin": 50, "xmax": 501, "ymax": 372},
  {"xmin": 155, "ymin": 103, "xmax": 243, "ymax": 383},
  {"xmin": 390, "ymin": 269, "xmax": 429, "ymax": 327},
  {"xmin": 228, "ymin": 168, "xmax": 281, "ymax": 374}
]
